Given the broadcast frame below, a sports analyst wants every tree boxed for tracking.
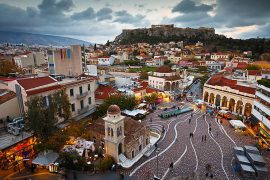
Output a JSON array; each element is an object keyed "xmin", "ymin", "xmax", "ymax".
[
  {"xmin": 25, "ymin": 90, "xmax": 71, "ymax": 141},
  {"xmin": 105, "ymin": 40, "xmax": 110, "ymax": 46},
  {"xmin": 0, "ymin": 59, "xmax": 21, "ymax": 76},
  {"xmin": 94, "ymin": 95, "xmax": 137, "ymax": 118},
  {"xmin": 246, "ymin": 64, "xmax": 261, "ymax": 70},
  {"xmin": 144, "ymin": 93, "xmax": 158, "ymax": 105},
  {"xmin": 46, "ymin": 130, "xmax": 68, "ymax": 152},
  {"xmin": 139, "ymin": 72, "xmax": 148, "ymax": 80},
  {"xmin": 164, "ymin": 60, "xmax": 171, "ymax": 66},
  {"xmin": 25, "ymin": 96, "xmax": 57, "ymax": 141}
]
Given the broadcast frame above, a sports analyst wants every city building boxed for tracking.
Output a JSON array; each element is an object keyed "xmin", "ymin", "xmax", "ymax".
[
  {"xmin": 210, "ymin": 53, "xmax": 229, "ymax": 60},
  {"xmin": 148, "ymin": 66, "xmax": 183, "ymax": 92},
  {"xmin": 98, "ymin": 56, "xmax": 115, "ymax": 66},
  {"xmin": 48, "ymin": 45, "xmax": 83, "ymax": 76},
  {"xmin": 0, "ymin": 89, "xmax": 20, "ymax": 120},
  {"xmin": 14, "ymin": 52, "xmax": 46, "ymax": 69},
  {"xmin": 203, "ymin": 75, "xmax": 256, "ymax": 116},
  {"xmin": 8, "ymin": 76, "xmax": 96, "ymax": 121},
  {"xmin": 251, "ymin": 79, "xmax": 270, "ymax": 146},
  {"xmin": 87, "ymin": 105, "xmax": 159, "ymax": 168}
]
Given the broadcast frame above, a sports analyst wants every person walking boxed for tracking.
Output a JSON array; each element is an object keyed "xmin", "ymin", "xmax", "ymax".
[
  {"xmin": 209, "ymin": 127, "xmax": 212, "ymax": 132},
  {"xmin": 216, "ymin": 131, "xmax": 218, "ymax": 137},
  {"xmin": 189, "ymin": 118, "xmax": 191, "ymax": 124},
  {"xmin": 204, "ymin": 135, "xmax": 207, "ymax": 141},
  {"xmin": 170, "ymin": 162, "xmax": 174, "ymax": 171}
]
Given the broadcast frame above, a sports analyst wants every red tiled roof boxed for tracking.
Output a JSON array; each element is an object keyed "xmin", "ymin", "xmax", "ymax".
[
  {"xmin": 207, "ymin": 76, "xmax": 255, "ymax": 94},
  {"xmin": 0, "ymin": 89, "xmax": 16, "ymax": 104},
  {"xmin": 248, "ymin": 70, "xmax": 261, "ymax": 76},
  {"xmin": 26, "ymin": 85, "xmax": 62, "ymax": 96},
  {"xmin": 156, "ymin": 66, "xmax": 173, "ymax": 73},
  {"xmin": 17, "ymin": 76, "xmax": 57, "ymax": 90},
  {"xmin": 146, "ymin": 87, "xmax": 157, "ymax": 93},
  {"xmin": 236, "ymin": 62, "xmax": 248, "ymax": 69},
  {"xmin": 95, "ymin": 85, "xmax": 118, "ymax": 99}
]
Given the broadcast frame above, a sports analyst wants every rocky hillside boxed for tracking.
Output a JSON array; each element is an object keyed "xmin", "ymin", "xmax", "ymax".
[{"xmin": 114, "ymin": 24, "xmax": 224, "ymax": 45}]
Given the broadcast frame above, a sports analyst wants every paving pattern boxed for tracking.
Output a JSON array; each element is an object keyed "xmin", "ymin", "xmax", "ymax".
[
  {"xmin": 118, "ymin": 82, "xmax": 268, "ymax": 180},
  {"xmin": 118, "ymin": 99, "xmax": 265, "ymax": 180}
]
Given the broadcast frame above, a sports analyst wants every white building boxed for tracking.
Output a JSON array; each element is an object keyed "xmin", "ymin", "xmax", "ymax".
[
  {"xmin": 251, "ymin": 80, "xmax": 270, "ymax": 145},
  {"xmin": 148, "ymin": 66, "xmax": 182, "ymax": 92},
  {"xmin": 98, "ymin": 56, "xmax": 115, "ymax": 66},
  {"xmin": 7, "ymin": 76, "xmax": 96, "ymax": 122},
  {"xmin": 203, "ymin": 75, "xmax": 255, "ymax": 116},
  {"xmin": 211, "ymin": 53, "xmax": 229, "ymax": 60},
  {"xmin": 14, "ymin": 52, "xmax": 46, "ymax": 69}
]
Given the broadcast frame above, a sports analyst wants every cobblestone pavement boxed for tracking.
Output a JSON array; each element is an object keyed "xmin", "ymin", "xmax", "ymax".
[{"xmin": 118, "ymin": 99, "xmax": 268, "ymax": 180}]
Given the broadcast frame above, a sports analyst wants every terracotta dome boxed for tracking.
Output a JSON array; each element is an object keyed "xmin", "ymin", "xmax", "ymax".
[{"xmin": 107, "ymin": 105, "xmax": 121, "ymax": 115}]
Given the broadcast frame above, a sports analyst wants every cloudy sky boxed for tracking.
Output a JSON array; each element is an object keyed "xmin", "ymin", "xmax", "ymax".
[{"xmin": 0, "ymin": 0, "xmax": 270, "ymax": 43}]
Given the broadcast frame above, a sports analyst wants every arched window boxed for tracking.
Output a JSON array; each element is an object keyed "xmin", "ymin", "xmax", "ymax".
[
  {"xmin": 107, "ymin": 127, "xmax": 110, "ymax": 136},
  {"xmin": 111, "ymin": 128, "xmax": 114, "ymax": 137}
]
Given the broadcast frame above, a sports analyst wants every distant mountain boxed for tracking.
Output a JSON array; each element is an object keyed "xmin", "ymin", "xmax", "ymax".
[{"xmin": 0, "ymin": 31, "xmax": 92, "ymax": 46}]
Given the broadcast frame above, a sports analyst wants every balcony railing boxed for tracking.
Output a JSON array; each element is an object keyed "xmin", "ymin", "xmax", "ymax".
[
  {"xmin": 76, "ymin": 91, "xmax": 88, "ymax": 99},
  {"xmin": 78, "ymin": 105, "xmax": 89, "ymax": 114}
]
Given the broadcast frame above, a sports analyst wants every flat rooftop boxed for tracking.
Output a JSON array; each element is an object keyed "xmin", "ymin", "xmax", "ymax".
[{"xmin": 0, "ymin": 131, "xmax": 33, "ymax": 150}]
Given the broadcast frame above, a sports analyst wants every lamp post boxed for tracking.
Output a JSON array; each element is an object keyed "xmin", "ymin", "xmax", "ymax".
[{"xmin": 155, "ymin": 148, "xmax": 160, "ymax": 180}]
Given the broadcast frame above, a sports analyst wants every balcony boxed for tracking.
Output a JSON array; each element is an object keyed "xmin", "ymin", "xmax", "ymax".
[
  {"xmin": 78, "ymin": 105, "xmax": 89, "ymax": 114},
  {"xmin": 76, "ymin": 91, "xmax": 88, "ymax": 99}
]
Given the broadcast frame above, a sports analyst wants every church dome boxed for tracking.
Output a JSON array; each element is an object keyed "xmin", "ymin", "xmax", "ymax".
[{"xmin": 107, "ymin": 105, "xmax": 121, "ymax": 115}]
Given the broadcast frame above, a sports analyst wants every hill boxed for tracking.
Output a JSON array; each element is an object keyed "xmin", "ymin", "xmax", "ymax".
[
  {"xmin": 0, "ymin": 31, "xmax": 92, "ymax": 46},
  {"xmin": 114, "ymin": 24, "xmax": 270, "ymax": 58}
]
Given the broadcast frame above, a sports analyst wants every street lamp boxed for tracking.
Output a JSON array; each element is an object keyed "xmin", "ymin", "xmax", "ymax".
[{"xmin": 154, "ymin": 147, "xmax": 161, "ymax": 180}]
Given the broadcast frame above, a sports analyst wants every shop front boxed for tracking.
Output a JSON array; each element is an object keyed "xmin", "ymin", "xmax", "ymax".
[
  {"xmin": 0, "ymin": 136, "xmax": 36, "ymax": 170},
  {"xmin": 258, "ymin": 123, "xmax": 270, "ymax": 149}
]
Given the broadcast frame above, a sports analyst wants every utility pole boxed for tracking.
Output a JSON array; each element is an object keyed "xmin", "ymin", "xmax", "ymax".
[{"xmin": 154, "ymin": 147, "xmax": 160, "ymax": 180}]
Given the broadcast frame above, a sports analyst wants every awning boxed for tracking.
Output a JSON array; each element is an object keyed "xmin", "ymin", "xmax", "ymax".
[
  {"xmin": 32, "ymin": 150, "xmax": 59, "ymax": 166},
  {"xmin": 259, "ymin": 126, "xmax": 270, "ymax": 139}
]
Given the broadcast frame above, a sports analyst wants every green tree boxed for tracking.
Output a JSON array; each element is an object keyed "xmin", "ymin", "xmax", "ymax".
[
  {"xmin": 247, "ymin": 65, "xmax": 261, "ymax": 70},
  {"xmin": 164, "ymin": 60, "xmax": 171, "ymax": 66},
  {"xmin": 46, "ymin": 130, "xmax": 69, "ymax": 152},
  {"xmin": 139, "ymin": 72, "xmax": 148, "ymax": 80},
  {"xmin": 105, "ymin": 40, "xmax": 110, "ymax": 46},
  {"xmin": 25, "ymin": 96, "xmax": 57, "ymax": 141},
  {"xmin": 94, "ymin": 95, "xmax": 137, "ymax": 118},
  {"xmin": 25, "ymin": 90, "xmax": 71, "ymax": 141}
]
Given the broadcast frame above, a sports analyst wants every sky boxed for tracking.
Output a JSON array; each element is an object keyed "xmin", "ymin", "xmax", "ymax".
[{"xmin": 0, "ymin": 0, "xmax": 270, "ymax": 43}]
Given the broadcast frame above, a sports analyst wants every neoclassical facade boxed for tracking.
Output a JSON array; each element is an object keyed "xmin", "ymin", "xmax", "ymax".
[
  {"xmin": 148, "ymin": 66, "xmax": 183, "ymax": 92},
  {"xmin": 203, "ymin": 76, "xmax": 256, "ymax": 117}
]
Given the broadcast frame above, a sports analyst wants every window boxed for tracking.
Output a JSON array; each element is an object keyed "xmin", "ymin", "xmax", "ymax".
[
  {"xmin": 80, "ymin": 100, "xmax": 84, "ymax": 109},
  {"xmin": 139, "ymin": 145, "xmax": 142, "ymax": 151},
  {"xmin": 107, "ymin": 127, "xmax": 110, "ymax": 136},
  {"xmin": 79, "ymin": 86, "xmax": 83, "ymax": 94},
  {"xmin": 70, "ymin": 89, "xmax": 74, "ymax": 96},
  {"xmin": 71, "ymin": 104, "xmax": 75, "ymax": 112},
  {"xmin": 132, "ymin": 150, "xmax": 135, "ymax": 158},
  {"xmin": 111, "ymin": 128, "xmax": 114, "ymax": 137},
  {"xmin": 43, "ymin": 96, "xmax": 47, "ymax": 107},
  {"xmin": 88, "ymin": 97, "xmax": 91, "ymax": 105},
  {"xmin": 88, "ymin": 84, "xmax": 90, "ymax": 91}
]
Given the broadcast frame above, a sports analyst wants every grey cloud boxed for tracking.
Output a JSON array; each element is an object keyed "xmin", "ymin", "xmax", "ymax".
[
  {"xmin": 169, "ymin": 0, "xmax": 270, "ymax": 31},
  {"xmin": 114, "ymin": 10, "xmax": 149, "ymax": 26},
  {"xmin": 71, "ymin": 7, "xmax": 96, "ymax": 20},
  {"xmin": 26, "ymin": 7, "xmax": 38, "ymax": 18},
  {"xmin": 38, "ymin": 0, "xmax": 74, "ymax": 17},
  {"xmin": 96, "ymin": 8, "xmax": 113, "ymax": 21},
  {"xmin": 172, "ymin": 0, "xmax": 214, "ymax": 13}
]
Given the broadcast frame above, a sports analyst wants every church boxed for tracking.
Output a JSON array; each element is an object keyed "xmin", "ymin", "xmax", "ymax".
[{"xmin": 87, "ymin": 105, "xmax": 158, "ymax": 167}]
